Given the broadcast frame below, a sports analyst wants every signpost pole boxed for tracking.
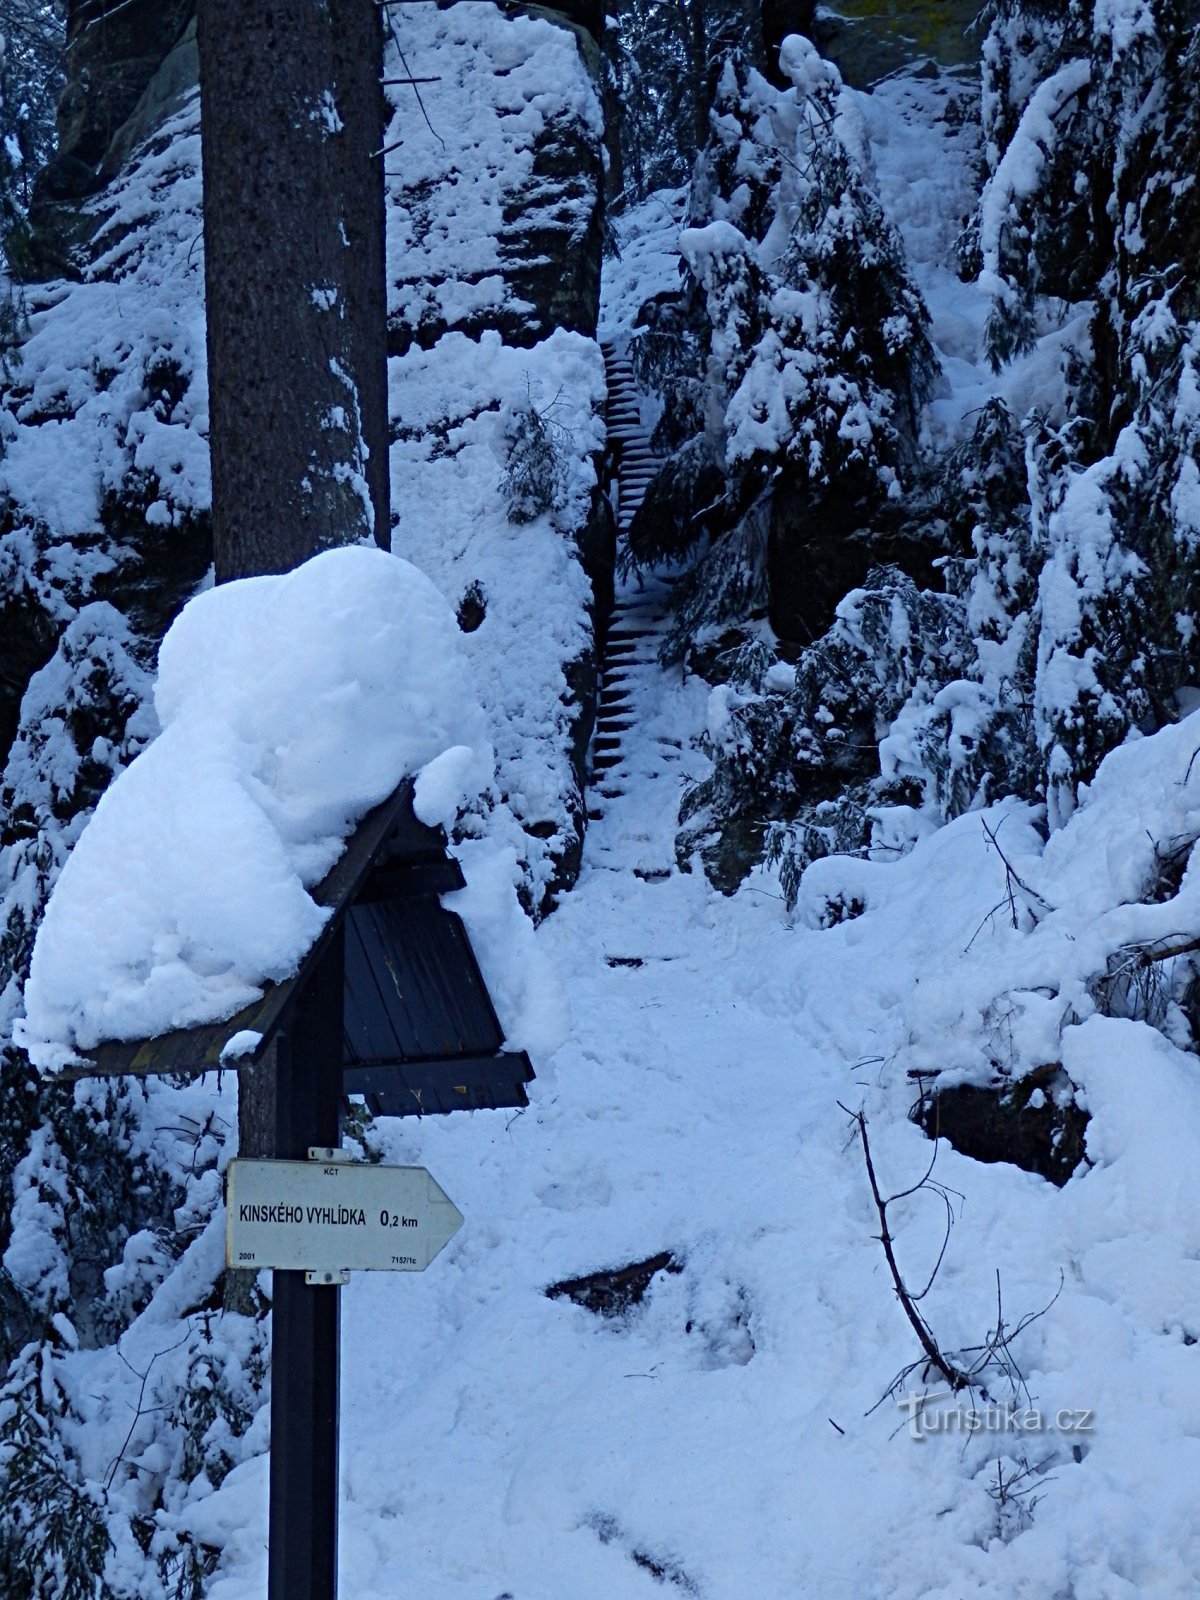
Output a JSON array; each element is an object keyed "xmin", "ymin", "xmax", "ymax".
[{"xmin": 268, "ymin": 927, "xmax": 345, "ymax": 1600}]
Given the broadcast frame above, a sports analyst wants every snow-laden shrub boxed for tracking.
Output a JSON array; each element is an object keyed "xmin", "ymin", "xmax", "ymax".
[
  {"xmin": 681, "ymin": 566, "xmax": 972, "ymax": 897},
  {"xmin": 677, "ymin": 364, "xmax": 1056, "ymax": 898},
  {"xmin": 973, "ymin": 0, "xmax": 1200, "ymax": 824},
  {"xmin": 971, "ymin": 0, "xmax": 1088, "ymax": 364},
  {"xmin": 626, "ymin": 41, "xmax": 936, "ymax": 637},
  {"xmin": 0, "ymin": 2, "xmax": 64, "ymax": 276},
  {"xmin": 499, "ymin": 386, "xmax": 569, "ymax": 524},
  {"xmin": 0, "ymin": 605, "xmax": 152, "ymax": 1024},
  {"xmin": 172, "ymin": 1317, "xmax": 269, "ymax": 1495},
  {"xmin": 0, "ymin": 1340, "xmax": 115, "ymax": 1600}
]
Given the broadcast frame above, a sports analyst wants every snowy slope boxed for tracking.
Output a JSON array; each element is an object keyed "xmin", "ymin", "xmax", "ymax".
[{"xmin": 298, "ymin": 68, "xmax": 1200, "ymax": 1600}]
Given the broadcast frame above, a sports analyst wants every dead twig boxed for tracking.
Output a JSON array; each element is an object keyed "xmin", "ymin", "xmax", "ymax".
[
  {"xmin": 105, "ymin": 1328, "xmax": 193, "ymax": 1491},
  {"xmin": 839, "ymin": 1104, "xmax": 975, "ymax": 1394},
  {"xmin": 981, "ymin": 817, "xmax": 1053, "ymax": 922},
  {"xmin": 1123, "ymin": 933, "xmax": 1200, "ymax": 967},
  {"xmin": 845, "ymin": 1106, "xmax": 1065, "ymax": 1419}
]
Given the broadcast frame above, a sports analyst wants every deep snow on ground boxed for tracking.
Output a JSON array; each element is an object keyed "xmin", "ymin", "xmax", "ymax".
[{"xmin": 17, "ymin": 61, "xmax": 1200, "ymax": 1600}]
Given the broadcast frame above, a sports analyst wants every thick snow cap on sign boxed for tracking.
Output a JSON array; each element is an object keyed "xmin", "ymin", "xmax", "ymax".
[{"xmin": 17, "ymin": 546, "xmax": 492, "ymax": 1072}]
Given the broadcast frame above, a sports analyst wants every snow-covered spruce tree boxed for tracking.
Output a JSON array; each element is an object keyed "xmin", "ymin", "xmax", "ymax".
[
  {"xmin": 635, "ymin": 40, "xmax": 936, "ymax": 629},
  {"xmin": 620, "ymin": 36, "xmax": 942, "ymax": 888},
  {"xmin": 975, "ymin": 0, "xmax": 1200, "ymax": 826},
  {"xmin": 0, "ymin": 610, "xmax": 156, "ymax": 1368},
  {"xmin": 0, "ymin": 607, "xmax": 252, "ymax": 1600},
  {"xmin": 693, "ymin": 388, "xmax": 1036, "ymax": 908},
  {"xmin": 0, "ymin": 2, "xmax": 64, "ymax": 274},
  {"xmin": 500, "ymin": 385, "xmax": 569, "ymax": 524},
  {"xmin": 0, "ymin": 18, "xmax": 257, "ymax": 1594},
  {"xmin": 606, "ymin": 0, "xmax": 766, "ymax": 207},
  {"xmin": 671, "ymin": 5, "xmax": 1200, "ymax": 896},
  {"xmin": 682, "ymin": 561, "xmax": 975, "ymax": 896},
  {"xmin": 0, "ymin": 1338, "xmax": 116, "ymax": 1600}
]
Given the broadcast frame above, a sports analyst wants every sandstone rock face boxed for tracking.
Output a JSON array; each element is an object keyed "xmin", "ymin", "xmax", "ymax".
[
  {"xmin": 11, "ymin": 0, "xmax": 613, "ymax": 914},
  {"xmin": 813, "ymin": 0, "xmax": 983, "ymax": 86},
  {"xmin": 387, "ymin": 9, "xmax": 605, "ymax": 357},
  {"xmin": 525, "ymin": 0, "xmax": 606, "ymax": 41},
  {"xmin": 39, "ymin": 0, "xmax": 193, "ymax": 200},
  {"xmin": 28, "ymin": 11, "xmax": 197, "ymax": 278},
  {"xmin": 383, "ymin": 4, "xmax": 612, "ymax": 910}
]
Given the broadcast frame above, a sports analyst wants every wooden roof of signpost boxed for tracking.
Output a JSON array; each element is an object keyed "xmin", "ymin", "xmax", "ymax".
[{"xmin": 69, "ymin": 779, "xmax": 534, "ymax": 1117}]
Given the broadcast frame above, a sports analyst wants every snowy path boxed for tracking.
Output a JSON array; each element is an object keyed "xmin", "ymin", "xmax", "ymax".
[{"xmin": 585, "ymin": 571, "xmax": 696, "ymax": 877}]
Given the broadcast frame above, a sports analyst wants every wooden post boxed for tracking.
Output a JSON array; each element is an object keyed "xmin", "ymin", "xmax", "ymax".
[{"xmin": 267, "ymin": 927, "xmax": 345, "ymax": 1600}]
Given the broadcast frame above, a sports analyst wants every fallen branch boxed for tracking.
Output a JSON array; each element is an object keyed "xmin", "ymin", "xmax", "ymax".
[
  {"xmin": 843, "ymin": 1106, "xmax": 1064, "ymax": 1417},
  {"xmin": 1122, "ymin": 934, "xmax": 1200, "ymax": 967},
  {"xmin": 840, "ymin": 1104, "xmax": 975, "ymax": 1393},
  {"xmin": 981, "ymin": 817, "xmax": 1053, "ymax": 922}
]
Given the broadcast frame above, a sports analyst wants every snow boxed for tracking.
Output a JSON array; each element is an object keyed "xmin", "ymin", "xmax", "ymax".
[
  {"xmin": 978, "ymin": 58, "xmax": 1092, "ymax": 308},
  {"xmin": 243, "ymin": 56, "xmax": 1200, "ymax": 1600},
  {"xmin": 383, "ymin": 1, "xmax": 602, "ymax": 344},
  {"xmin": 599, "ymin": 188, "xmax": 688, "ymax": 337},
  {"xmin": 389, "ymin": 327, "xmax": 605, "ymax": 904},
  {"xmin": 16, "ymin": 547, "xmax": 491, "ymax": 1069},
  {"xmin": 9, "ymin": 22, "xmax": 1200, "ymax": 1600},
  {"xmin": 122, "ymin": 677, "xmax": 1200, "ymax": 1600}
]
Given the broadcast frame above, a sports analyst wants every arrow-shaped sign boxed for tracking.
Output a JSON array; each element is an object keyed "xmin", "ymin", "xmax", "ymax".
[{"xmin": 226, "ymin": 1157, "xmax": 463, "ymax": 1275}]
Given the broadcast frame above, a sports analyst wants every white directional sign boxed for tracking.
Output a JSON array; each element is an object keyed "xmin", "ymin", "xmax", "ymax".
[{"xmin": 226, "ymin": 1156, "xmax": 463, "ymax": 1276}]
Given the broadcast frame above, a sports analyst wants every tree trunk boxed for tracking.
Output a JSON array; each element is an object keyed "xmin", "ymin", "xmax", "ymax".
[
  {"xmin": 196, "ymin": 0, "xmax": 390, "ymax": 580},
  {"xmin": 330, "ymin": 0, "xmax": 392, "ymax": 548},
  {"xmin": 688, "ymin": 0, "xmax": 711, "ymax": 154}
]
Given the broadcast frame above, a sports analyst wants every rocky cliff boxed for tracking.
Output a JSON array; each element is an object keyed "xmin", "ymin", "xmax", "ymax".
[{"xmin": 2, "ymin": 0, "xmax": 614, "ymax": 915}]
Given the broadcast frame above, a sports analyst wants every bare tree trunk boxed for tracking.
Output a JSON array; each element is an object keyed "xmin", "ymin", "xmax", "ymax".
[
  {"xmin": 330, "ymin": 0, "xmax": 391, "ymax": 547},
  {"xmin": 197, "ymin": 0, "xmax": 390, "ymax": 581},
  {"xmin": 688, "ymin": 0, "xmax": 711, "ymax": 153}
]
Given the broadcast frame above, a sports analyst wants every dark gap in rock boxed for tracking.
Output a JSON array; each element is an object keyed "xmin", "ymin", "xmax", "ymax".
[
  {"xmin": 523, "ymin": 819, "xmax": 559, "ymax": 841},
  {"xmin": 457, "ymin": 580, "xmax": 487, "ymax": 633},
  {"xmin": 911, "ymin": 1065, "xmax": 1090, "ymax": 1188}
]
